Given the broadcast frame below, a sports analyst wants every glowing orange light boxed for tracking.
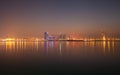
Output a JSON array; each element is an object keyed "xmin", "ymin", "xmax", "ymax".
[
  {"xmin": 4, "ymin": 38, "xmax": 15, "ymax": 41},
  {"xmin": 103, "ymin": 36, "xmax": 106, "ymax": 41},
  {"xmin": 5, "ymin": 41, "xmax": 15, "ymax": 50}
]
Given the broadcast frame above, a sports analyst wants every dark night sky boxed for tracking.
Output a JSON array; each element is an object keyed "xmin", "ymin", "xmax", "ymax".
[{"xmin": 0, "ymin": 0, "xmax": 120, "ymax": 37}]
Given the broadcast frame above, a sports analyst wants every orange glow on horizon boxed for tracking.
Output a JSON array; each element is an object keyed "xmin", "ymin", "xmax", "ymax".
[{"xmin": 4, "ymin": 38, "xmax": 15, "ymax": 41}]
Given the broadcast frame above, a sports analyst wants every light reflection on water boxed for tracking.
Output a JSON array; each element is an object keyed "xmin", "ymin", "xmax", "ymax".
[
  {"xmin": 0, "ymin": 41, "xmax": 120, "ymax": 72},
  {"xmin": 0, "ymin": 41, "xmax": 118, "ymax": 56}
]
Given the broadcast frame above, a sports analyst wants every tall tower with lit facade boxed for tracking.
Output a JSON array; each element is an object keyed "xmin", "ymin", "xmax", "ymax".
[{"xmin": 44, "ymin": 32, "xmax": 48, "ymax": 41}]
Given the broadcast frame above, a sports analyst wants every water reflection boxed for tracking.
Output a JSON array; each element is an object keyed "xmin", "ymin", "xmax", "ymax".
[
  {"xmin": 90, "ymin": 41, "xmax": 95, "ymax": 48},
  {"xmin": 103, "ymin": 41, "xmax": 106, "ymax": 54},
  {"xmin": 111, "ymin": 41, "xmax": 115, "ymax": 54},
  {"xmin": 0, "ymin": 41, "xmax": 119, "ymax": 56},
  {"xmin": 44, "ymin": 42, "xmax": 48, "ymax": 54},
  {"xmin": 5, "ymin": 41, "xmax": 15, "ymax": 52},
  {"xmin": 44, "ymin": 41, "xmax": 55, "ymax": 54},
  {"xmin": 59, "ymin": 42, "xmax": 62, "ymax": 56},
  {"xmin": 35, "ymin": 41, "xmax": 39, "ymax": 51}
]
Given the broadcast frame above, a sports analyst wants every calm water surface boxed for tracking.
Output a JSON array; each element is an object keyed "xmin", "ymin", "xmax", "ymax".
[{"xmin": 0, "ymin": 41, "xmax": 120, "ymax": 73}]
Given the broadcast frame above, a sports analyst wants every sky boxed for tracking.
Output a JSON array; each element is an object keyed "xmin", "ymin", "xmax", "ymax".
[{"xmin": 0, "ymin": 0, "xmax": 120, "ymax": 37}]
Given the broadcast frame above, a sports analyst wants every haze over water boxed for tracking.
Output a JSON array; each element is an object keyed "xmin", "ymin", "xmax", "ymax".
[{"xmin": 0, "ymin": 0, "xmax": 120, "ymax": 37}]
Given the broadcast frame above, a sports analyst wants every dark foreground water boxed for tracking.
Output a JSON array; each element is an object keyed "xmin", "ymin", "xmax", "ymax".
[{"xmin": 0, "ymin": 41, "xmax": 120, "ymax": 74}]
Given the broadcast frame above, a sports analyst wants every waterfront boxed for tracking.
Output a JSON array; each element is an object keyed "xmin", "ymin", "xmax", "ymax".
[{"xmin": 0, "ymin": 41, "xmax": 120, "ymax": 74}]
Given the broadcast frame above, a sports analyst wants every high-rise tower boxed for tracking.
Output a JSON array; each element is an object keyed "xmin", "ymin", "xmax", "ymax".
[{"xmin": 44, "ymin": 32, "xmax": 48, "ymax": 41}]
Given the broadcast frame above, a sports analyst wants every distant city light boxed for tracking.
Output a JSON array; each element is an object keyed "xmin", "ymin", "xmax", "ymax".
[
  {"xmin": 2, "ymin": 38, "xmax": 15, "ymax": 42},
  {"xmin": 0, "ymin": 32, "xmax": 119, "ymax": 42}
]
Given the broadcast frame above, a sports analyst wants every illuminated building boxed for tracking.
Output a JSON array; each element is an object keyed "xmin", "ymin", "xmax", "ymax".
[
  {"xmin": 48, "ymin": 36, "xmax": 55, "ymax": 41},
  {"xmin": 44, "ymin": 32, "xmax": 49, "ymax": 41},
  {"xmin": 59, "ymin": 34, "xmax": 66, "ymax": 40}
]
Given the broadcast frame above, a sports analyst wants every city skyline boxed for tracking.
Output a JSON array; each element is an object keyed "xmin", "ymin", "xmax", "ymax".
[{"xmin": 0, "ymin": 0, "xmax": 120, "ymax": 37}]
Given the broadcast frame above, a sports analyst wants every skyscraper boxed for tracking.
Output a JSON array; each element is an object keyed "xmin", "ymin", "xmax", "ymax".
[{"xmin": 44, "ymin": 32, "xmax": 48, "ymax": 41}]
